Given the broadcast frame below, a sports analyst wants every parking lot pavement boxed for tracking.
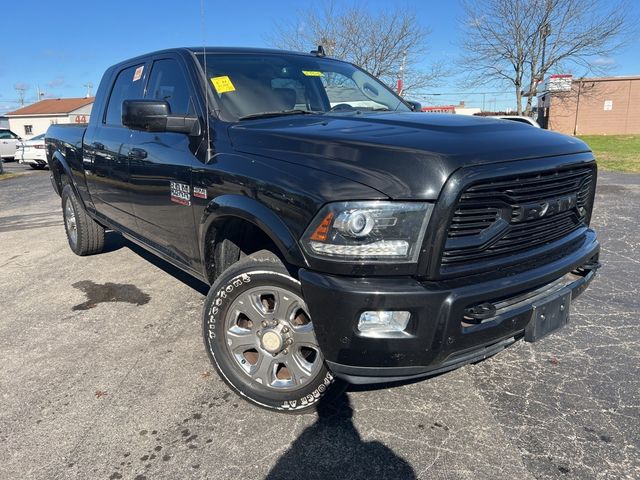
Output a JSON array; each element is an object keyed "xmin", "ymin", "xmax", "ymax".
[
  {"xmin": 1, "ymin": 159, "xmax": 42, "ymax": 175},
  {"xmin": 0, "ymin": 167, "xmax": 638, "ymax": 480}
]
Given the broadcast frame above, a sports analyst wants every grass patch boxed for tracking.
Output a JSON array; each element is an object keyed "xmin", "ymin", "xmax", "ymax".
[
  {"xmin": 578, "ymin": 135, "xmax": 640, "ymax": 174},
  {"xmin": 0, "ymin": 171, "xmax": 20, "ymax": 181}
]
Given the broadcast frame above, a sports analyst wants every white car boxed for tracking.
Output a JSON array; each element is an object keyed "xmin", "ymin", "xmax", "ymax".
[
  {"xmin": 495, "ymin": 115, "xmax": 541, "ymax": 128},
  {"xmin": 16, "ymin": 133, "xmax": 48, "ymax": 169},
  {"xmin": 0, "ymin": 129, "xmax": 22, "ymax": 161}
]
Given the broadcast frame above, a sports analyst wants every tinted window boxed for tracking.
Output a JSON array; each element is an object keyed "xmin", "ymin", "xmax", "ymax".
[
  {"xmin": 196, "ymin": 53, "xmax": 409, "ymax": 120},
  {"xmin": 319, "ymin": 72, "xmax": 377, "ymax": 108},
  {"xmin": 146, "ymin": 59, "xmax": 193, "ymax": 115},
  {"xmin": 271, "ymin": 78, "xmax": 308, "ymax": 109},
  {"xmin": 105, "ymin": 64, "xmax": 145, "ymax": 126}
]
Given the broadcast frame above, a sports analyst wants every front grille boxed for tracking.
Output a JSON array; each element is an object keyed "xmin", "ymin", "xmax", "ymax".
[{"xmin": 442, "ymin": 166, "xmax": 594, "ymax": 267}]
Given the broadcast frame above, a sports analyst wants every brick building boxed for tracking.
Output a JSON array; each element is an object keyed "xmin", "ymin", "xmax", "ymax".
[{"xmin": 538, "ymin": 75, "xmax": 640, "ymax": 135}]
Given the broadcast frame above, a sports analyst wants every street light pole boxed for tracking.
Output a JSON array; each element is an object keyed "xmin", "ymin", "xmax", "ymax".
[
  {"xmin": 540, "ymin": 23, "xmax": 551, "ymax": 80},
  {"xmin": 532, "ymin": 23, "xmax": 551, "ymax": 118},
  {"xmin": 538, "ymin": 23, "xmax": 551, "ymax": 95},
  {"xmin": 398, "ymin": 51, "xmax": 407, "ymax": 95}
]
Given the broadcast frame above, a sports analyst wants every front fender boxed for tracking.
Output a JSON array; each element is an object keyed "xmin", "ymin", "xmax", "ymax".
[{"xmin": 199, "ymin": 194, "xmax": 308, "ymax": 268}]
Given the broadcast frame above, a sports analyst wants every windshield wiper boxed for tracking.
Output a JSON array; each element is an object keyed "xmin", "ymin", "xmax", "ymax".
[{"xmin": 238, "ymin": 109, "xmax": 319, "ymax": 121}]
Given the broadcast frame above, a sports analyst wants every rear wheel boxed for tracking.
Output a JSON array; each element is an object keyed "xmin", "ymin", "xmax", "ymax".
[
  {"xmin": 30, "ymin": 164, "xmax": 46, "ymax": 170},
  {"xmin": 203, "ymin": 251, "xmax": 338, "ymax": 413},
  {"xmin": 61, "ymin": 185, "xmax": 105, "ymax": 256}
]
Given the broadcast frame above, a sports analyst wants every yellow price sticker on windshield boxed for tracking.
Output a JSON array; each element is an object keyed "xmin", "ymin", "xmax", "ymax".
[
  {"xmin": 302, "ymin": 70, "xmax": 324, "ymax": 77},
  {"xmin": 211, "ymin": 76, "xmax": 236, "ymax": 94}
]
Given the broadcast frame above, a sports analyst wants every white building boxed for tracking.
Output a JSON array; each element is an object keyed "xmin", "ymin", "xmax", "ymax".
[
  {"xmin": 5, "ymin": 97, "xmax": 94, "ymax": 139},
  {"xmin": 454, "ymin": 101, "xmax": 481, "ymax": 116}
]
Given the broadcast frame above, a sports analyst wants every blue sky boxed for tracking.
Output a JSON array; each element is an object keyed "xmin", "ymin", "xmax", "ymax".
[{"xmin": 1, "ymin": 0, "xmax": 639, "ymax": 114}]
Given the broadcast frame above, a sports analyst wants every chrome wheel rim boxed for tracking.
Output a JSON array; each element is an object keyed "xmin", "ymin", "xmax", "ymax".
[
  {"xmin": 64, "ymin": 201, "xmax": 77, "ymax": 247},
  {"xmin": 224, "ymin": 286, "xmax": 323, "ymax": 391}
]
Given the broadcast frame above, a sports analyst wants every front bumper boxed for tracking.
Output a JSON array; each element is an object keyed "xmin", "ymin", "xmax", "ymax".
[{"xmin": 300, "ymin": 229, "xmax": 599, "ymax": 384}]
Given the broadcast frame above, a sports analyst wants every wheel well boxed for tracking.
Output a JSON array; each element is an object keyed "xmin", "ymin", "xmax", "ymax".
[
  {"xmin": 50, "ymin": 159, "xmax": 66, "ymax": 195},
  {"xmin": 204, "ymin": 217, "xmax": 288, "ymax": 284}
]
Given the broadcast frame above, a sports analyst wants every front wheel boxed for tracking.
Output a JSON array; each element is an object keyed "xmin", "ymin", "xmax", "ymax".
[{"xmin": 202, "ymin": 251, "xmax": 338, "ymax": 413}]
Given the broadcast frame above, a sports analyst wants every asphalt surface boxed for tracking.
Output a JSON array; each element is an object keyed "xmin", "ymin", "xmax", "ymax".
[{"xmin": 0, "ymin": 161, "xmax": 638, "ymax": 480}]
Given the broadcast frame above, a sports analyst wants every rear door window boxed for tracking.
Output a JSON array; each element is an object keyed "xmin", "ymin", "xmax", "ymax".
[{"xmin": 105, "ymin": 64, "xmax": 145, "ymax": 126}]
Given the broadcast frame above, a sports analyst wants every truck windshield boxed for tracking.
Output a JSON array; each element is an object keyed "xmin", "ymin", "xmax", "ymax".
[{"xmin": 195, "ymin": 53, "xmax": 410, "ymax": 120}]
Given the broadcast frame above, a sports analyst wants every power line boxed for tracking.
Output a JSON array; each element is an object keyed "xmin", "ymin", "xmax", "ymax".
[{"xmin": 413, "ymin": 91, "xmax": 513, "ymax": 96}]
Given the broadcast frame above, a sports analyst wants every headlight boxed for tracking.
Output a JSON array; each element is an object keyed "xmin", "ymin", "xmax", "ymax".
[{"xmin": 301, "ymin": 201, "xmax": 433, "ymax": 263}]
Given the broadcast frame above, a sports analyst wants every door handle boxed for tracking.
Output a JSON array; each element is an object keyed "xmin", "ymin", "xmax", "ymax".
[
  {"xmin": 92, "ymin": 142, "xmax": 105, "ymax": 150},
  {"xmin": 128, "ymin": 148, "xmax": 147, "ymax": 160}
]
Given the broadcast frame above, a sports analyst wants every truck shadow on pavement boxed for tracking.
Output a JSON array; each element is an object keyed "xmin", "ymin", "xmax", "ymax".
[
  {"xmin": 103, "ymin": 231, "xmax": 209, "ymax": 295},
  {"xmin": 265, "ymin": 392, "xmax": 416, "ymax": 480},
  {"xmin": 102, "ymin": 231, "xmax": 415, "ymax": 478}
]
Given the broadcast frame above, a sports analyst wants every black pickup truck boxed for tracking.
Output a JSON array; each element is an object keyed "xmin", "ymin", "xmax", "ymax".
[{"xmin": 46, "ymin": 47, "xmax": 600, "ymax": 412}]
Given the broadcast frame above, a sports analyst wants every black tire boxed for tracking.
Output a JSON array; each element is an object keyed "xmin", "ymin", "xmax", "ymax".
[
  {"xmin": 61, "ymin": 185, "xmax": 105, "ymax": 256},
  {"xmin": 203, "ymin": 251, "xmax": 340, "ymax": 413},
  {"xmin": 30, "ymin": 164, "xmax": 46, "ymax": 170}
]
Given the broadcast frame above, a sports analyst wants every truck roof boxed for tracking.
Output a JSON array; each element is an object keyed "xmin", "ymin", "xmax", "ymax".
[
  {"xmin": 114, "ymin": 46, "xmax": 320, "ymax": 67},
  {"xmin": 186, "ymin": 46, "xmax": 318, "ymax": 57}
]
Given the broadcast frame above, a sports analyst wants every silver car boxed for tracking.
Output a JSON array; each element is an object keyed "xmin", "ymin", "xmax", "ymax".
[{"xmin": 0, "ymin": 129, "xmax": 21, "ymax": 161}]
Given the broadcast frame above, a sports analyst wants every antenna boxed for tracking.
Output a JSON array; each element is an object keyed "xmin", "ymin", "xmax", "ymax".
[{"xmin": 201, "ymin": 0, "xmax": 213, "ymax": 163}]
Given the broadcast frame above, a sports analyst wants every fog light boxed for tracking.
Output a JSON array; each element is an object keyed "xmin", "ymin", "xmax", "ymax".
[{"xmin": 358, "ymin": 311, "xmax": 411, "ymax": 335}]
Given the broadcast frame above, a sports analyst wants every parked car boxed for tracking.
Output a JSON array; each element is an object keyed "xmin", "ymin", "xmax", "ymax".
[
  {"xmin": 495, "ymin": 115, "xmax": 541, "ymax": 127},
  {"xmin": 16, "ymin": 133, "xmax": 48, "ymax": 169},
  {"xmin": 0, "ymin": 128, "xmax": 22, "ymax": 161},
  {"xmin": 46, "ymin": 47, "xmax": 600, "ymax": 413}
]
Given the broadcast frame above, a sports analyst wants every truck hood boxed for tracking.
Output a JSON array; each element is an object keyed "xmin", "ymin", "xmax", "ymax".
[{"xmin": 228, "ymin": 112, "xmax": 591, "ymax": 200}]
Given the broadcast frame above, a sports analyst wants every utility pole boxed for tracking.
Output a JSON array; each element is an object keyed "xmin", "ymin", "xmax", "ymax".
[
  {"xmin": 83, "ymin": 82, "xmax": 94, "ymax": 98},
  {"xmin": 15, "ymin": 86, "xmax": 27, "ymax": 106}
]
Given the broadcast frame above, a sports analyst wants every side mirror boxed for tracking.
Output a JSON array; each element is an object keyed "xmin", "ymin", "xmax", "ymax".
[
  {"xmin": 406, "ymin": 100, "xmax": 422, "ymax": 112},
  {"xmin": 122, "ymin": 100, "xmax": 201, "ymax": 135}
]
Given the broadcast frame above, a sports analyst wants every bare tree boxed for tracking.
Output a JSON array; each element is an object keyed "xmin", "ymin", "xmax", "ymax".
[
  {"xmin": 459, "ymin": 0, "xmax": 633, "ymax": 115},
  {"xmin": 268, "ymin": 1, "xmax": 441, "ymax": 95}
]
